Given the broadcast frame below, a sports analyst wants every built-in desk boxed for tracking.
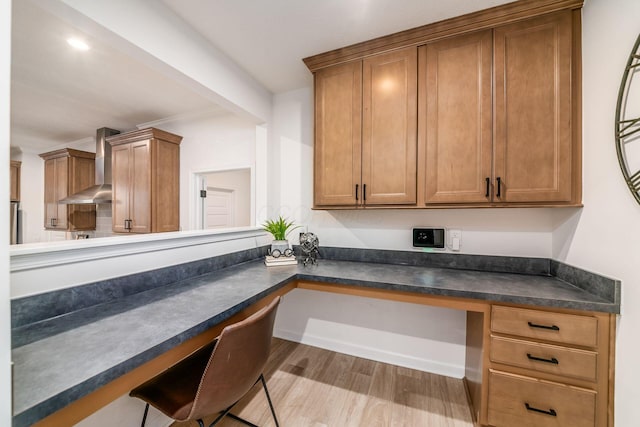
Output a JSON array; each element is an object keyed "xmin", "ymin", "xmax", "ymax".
[{"xmin": 11, "ymin": 249, "xmax": 620, "ymax": 427}]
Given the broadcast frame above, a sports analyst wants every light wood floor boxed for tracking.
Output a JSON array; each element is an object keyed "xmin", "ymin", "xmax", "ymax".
[{"xmin": 172, "ymin": 338, "xmax": 474, "ymax": 427}]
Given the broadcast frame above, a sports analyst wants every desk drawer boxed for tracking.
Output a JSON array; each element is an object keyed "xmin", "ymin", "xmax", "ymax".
[
  {"xmin": 490, "ymin": 335, "xmax": 598, "ymax": 382},
  {"xmin": 488, "ymin": 370, "xmax": 596, "ymax": 427},
  {"xmin": 491, "ymin": 305, "xmax": 598, "ymax": 347}
]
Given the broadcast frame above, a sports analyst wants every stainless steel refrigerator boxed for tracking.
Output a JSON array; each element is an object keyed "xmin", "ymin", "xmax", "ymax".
[{"xmin": 10, "ymin": 201, "xmax": 21, "ymax": 244}]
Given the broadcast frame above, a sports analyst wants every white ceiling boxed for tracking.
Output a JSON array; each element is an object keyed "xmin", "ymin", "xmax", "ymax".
[
  {"xmin": 10, "ymin": 0, "xmax": 219, "ymax": 152},
  {"xmin": 11, "ymin": 0, "xmax": 513, "ymax": 152},
  {"xmin": 162, "ymin": 0, "xmax": 512, "ymax": 93}
]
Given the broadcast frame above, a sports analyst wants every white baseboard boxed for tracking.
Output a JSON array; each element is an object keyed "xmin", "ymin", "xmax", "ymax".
[{"xmin": 274, "ymin": 327, "xmax": 465, "ymax": 379}]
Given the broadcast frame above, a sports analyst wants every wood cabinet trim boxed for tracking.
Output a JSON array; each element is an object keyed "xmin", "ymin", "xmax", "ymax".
[
  {"xmin": 303, "ymin": 0, "xmax": 583, "ymax": 72},
  {"xmin": 106, "ymin": 127, "xmax": 183, "ymax": 146},
  {"xmin": 38, "ymin": 148, "xmax": 95, "ymax": 161}
]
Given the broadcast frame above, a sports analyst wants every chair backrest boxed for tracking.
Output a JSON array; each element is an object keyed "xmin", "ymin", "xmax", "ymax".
[{"xmin": 186, "ymin": 296, "xmax": 281, "ymax": 420}]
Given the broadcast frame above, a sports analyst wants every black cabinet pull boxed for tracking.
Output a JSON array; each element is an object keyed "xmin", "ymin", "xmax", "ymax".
[
  {"xmin": 485, "ymin": 177, "xmax": 490, "ymax": 198},
  {"xmin": 496, "ymin": 176, "xmax": 502, "ymax": 198},
  {"xmin": 525, "ymin": 403, "xmax": 557, "ymax": 417},
  {"xmin": 355, "ymin": 184, "xmax": 359, "ymax": 201},
  {"xmin": 527, "ymin": 353, "xmax": 559, "ymax": 364},
  {"xmin": 363, "ymin": 184, "xmax": 367, "ymax": 201},
  {"xmin": 528, "ymin": 321, "xmax": 560, "ymax": 331}
]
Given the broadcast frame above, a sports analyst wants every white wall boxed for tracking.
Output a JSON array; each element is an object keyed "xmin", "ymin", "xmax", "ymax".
[
  {"xmin": 552, "ymin": 0, "xmax": 640, "ymax": 424},
  {"xmin": 270, "ymin": 84, "xmax": 562, "ymax": 379},
  {"xmin": 1, "ymin": 0, "xmax": 12, "ymax": 424},
  {"xmin": 138, "ymin": 111, "xmax": 258, "ymax": 232}
]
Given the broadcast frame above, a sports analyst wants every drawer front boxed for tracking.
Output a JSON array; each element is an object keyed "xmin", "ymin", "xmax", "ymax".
[
  {"xmin": 488, "ymin": 370, "xmax": 596, "ymax": 427},
  {"xmin": 491, "ymin": 305, "xmax": 598, "ymax": 347},
  {"xmin": 490, "ymin": 335, "xmax": 598, "ymax": 382}
]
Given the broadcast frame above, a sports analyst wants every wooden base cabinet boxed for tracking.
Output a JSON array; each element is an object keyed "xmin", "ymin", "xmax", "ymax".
[
  {"xmin": 314, "ymin": 47, "xmax": 417, "ymax": 207},
  {"xmin": 485, "ymin": 305, "xmax": 614, "ymax": 427},
  {"xmin": 108, "ymin": 128, "xmax": 182, "ymax": 234},
  {"xmin": 39, "ymin": 149, "xmax": 96, "ymax": 231}
]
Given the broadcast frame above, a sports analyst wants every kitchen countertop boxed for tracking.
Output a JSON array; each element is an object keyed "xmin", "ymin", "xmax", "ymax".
[{"xmin": 11, "ymin": 256, "xmax": 619, "ymax": 427}]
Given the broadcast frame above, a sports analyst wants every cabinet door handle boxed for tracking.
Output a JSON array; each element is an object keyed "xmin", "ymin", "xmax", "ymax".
[
  {"xmin": 527, "ymin": 353, "xmax": 559, "ymax": 364},
  {"xmin": 525, "ymin": 403, "xmax": 557, "ymax": 417},
  {"xmin": 485, "ymin": 177, "xmax": 490, "ymax": 198},
  {"xmin": 363, "ymin": 184, "xmax": 367, "ymax": 202},
  {"xmin": 528, "ymin": 321, "xmax": 560, "ymax": 331},
  {"xmin": 496, "ymin": 177, "xmax": 502, "ymax": 198},
  {"xmin": 51, "ymin": 218, "xmax": 56, "ymax": 227},
  {"xmin": 125, "ymin": 219, "xmax": 131, "ymax": 230},
  {"xmin": 355, "ymin": 184, "xmax": 359, "ymax": 201}
]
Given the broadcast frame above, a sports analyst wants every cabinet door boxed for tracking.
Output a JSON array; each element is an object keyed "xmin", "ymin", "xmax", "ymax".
[
  {"xmin": 152, "ymin": 139, "xmax": 180, "ymax": 232},
  {"xmin": 362, "ymin": 47, "xmax": 417, "ymax": 205},
  {"xmin": 423, "ymin": 31, "xmax": 493, "ymax": 204},
  {"xmin": 493, "ymin": 11, "xmax": 573, "ymax": 203},
  {"xmin": 54, "ymin": 158, "xmax": 69, "ymax": 229},
  {"xmin": 10, "ymin": 161, "xmax": 20, "ymax": 202},
  {"xmin": 129, "ymin": 140, "xmax": 151, "ymax": 233},
  {"xmin": 44, "ymin": 158, "xmax": 68, "ymax": 230},
  {"xmin": 43, "ymin": 159, "xmax": 57, "ymax": 228},
  {"xmin": 68, "ymin": 156, "xmax": 96, "ymax": 230},
  {"xmin": 112, "ymin": 144, "xmax": 131, "ymax": 233},
  {"xmin": 314, "ymin": 61, "xmax": 362, "ymax": 206}
]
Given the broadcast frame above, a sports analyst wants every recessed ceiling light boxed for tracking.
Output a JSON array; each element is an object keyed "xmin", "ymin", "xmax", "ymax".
[{"xmin": 67, "ymin": 38, "xmax": 89, "ymax": 51}]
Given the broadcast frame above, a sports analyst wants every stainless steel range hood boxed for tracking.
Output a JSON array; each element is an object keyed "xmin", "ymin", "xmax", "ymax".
[{"xmin": 59, "ymin": 127, "xmax": 120, "ymax": 204}]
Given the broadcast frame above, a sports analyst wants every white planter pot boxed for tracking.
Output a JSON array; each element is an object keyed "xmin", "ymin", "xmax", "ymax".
[{"xmin": 270, "ymin": 240, "xmax": 289, "ymax": 253}]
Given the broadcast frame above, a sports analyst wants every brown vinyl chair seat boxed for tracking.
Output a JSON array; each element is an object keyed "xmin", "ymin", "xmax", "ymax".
[{"xmin": 130, "ymin": 296, "xmax": 281, "ymax": 427}]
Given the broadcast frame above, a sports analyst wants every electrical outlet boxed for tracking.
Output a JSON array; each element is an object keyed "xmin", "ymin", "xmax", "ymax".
[{"xmin": 449, "ymin": 229, "xmax": 461, "ymax": 251}]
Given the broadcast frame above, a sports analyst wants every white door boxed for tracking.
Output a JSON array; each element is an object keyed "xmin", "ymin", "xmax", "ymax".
[{"xmin": 205, "ymin": 187, "xmax": 235, "ymax": 229}]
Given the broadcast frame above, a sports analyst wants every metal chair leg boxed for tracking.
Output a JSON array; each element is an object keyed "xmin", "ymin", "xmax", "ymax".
[
  {"xmin": 140, "ymin": 403, "xmax": 149, "ymax": 427},
  {"xmin": 226, "ymin": 412, "xmax": 259, "ymax": 427},
  {"xmin": 260, "ymin": 374, "xmax": 280, "ymax": 427}
]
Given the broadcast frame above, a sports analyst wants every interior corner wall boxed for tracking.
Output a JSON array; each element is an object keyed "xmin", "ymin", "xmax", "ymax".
[
  {"xmin": 270, "ymin": 83, "xmax": 561, "ymax": 377},
  {"xmin": 551, "ymin": 0, "xmax": 640, "ymax": 424},
  {"xmin": 149, "ymin": 112, "xmax": 257, "ymax": 232}
]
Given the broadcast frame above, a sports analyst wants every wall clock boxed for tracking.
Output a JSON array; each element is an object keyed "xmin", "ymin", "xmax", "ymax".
[{"xmin": 615, "ymin": 33, "xmax": 640, "ymax": 205}]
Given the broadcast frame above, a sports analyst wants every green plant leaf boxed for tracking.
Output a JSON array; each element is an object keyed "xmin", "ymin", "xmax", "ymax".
[{"xmin": 261, "ymin": 215, "xmax": 300, "ymax": 241}]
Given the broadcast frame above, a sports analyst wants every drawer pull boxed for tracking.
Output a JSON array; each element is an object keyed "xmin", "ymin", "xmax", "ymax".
[
  {"xmin": 526, "ymin": 353, "xmax": 559, "ymax": 364},
  {"xmin": 527, "ymin": 321, "xmax": 560, "ymax": 331},
  {"xmin": 525, "ymin": 402, "xmax": 557, "ymax": 417}
]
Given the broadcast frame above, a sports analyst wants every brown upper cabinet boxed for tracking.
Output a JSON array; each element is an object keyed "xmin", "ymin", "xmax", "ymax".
[
  {"xmin": 39, "ymin": 149, "xmax": 96, "ymax": 231},
  {"xmin": 314, "ymin": 47, "xmax": 417, "ymax": 207},
  {"xmin": 492, "ymin": 11, "xmax": 577, "ymax": 204},
  {"xmin": 422, "ymin": 30, "xmax": 493, "ymax": 204},
  {"xmin": 10, "ymin": 160, "xmax": 21, "ymax": 202},
  {"xmin": 108, "ymin": 128, "xmax": 182, "ymax": 234},
  {"xmin": 306, "ymin": 0, "xmax": 582, "ymax": 209}
]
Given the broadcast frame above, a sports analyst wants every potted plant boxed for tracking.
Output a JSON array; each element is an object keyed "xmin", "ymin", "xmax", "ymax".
[{"xmin": 262, "ymin": 216, "xmax": 299, "ymax": 254}]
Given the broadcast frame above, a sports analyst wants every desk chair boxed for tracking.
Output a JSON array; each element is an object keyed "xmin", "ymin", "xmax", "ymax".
[{"xmin": 130, "ymin": 296, "xmax": 281, "ymax": 427}]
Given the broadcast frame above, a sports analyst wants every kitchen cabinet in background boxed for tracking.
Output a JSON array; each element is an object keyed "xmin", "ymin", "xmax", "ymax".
[
  {"xmin": 314, "ymin": 47, "xmax": 417, "ymax": 207},
  {"xmin": 10, "ymin": 160, "xmax": 21, "ymax": 201},
  {"xmin": 108, "ymin": 128, "xmax": 182, "ymax": 234},
  {"xmin": 39, "ymin": 149, "xmax": 96, "ymax": 231}
]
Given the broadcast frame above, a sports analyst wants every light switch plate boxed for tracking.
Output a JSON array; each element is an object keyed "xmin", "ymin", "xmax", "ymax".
[{"xmin": 449, "ymin": 229, "xmax": 461, "ymax": 251}]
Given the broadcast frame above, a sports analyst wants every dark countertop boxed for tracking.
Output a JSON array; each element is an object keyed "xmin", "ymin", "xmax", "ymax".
[{"xmin": 11, "ymin": 257, "xmax": 619, "ymax": 427}]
